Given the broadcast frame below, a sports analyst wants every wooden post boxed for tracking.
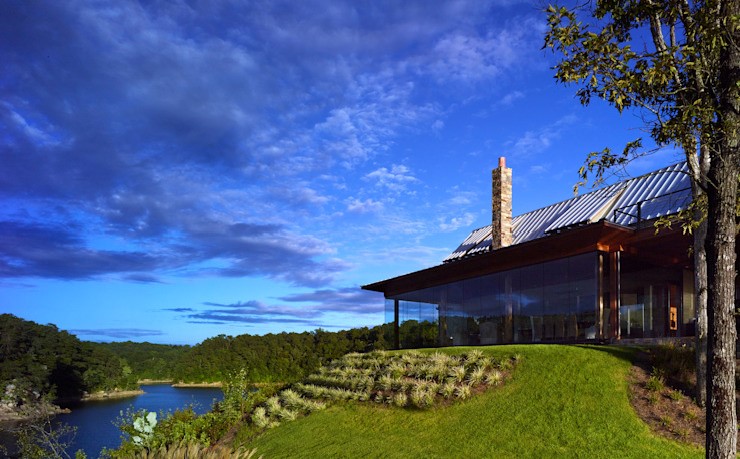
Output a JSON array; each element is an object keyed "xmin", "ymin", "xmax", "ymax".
[
  {"xmin": 393, "ymin": 299, "xmax": 400, "ymax": 350},
  {"xmin": 609, "ymin": 251, "xmax": 620, "ymax": 340}
]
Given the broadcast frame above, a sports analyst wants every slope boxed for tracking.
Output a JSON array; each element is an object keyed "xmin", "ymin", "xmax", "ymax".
[{"xmin": 248, "ymin": 345, "xmax": 702, "ymax": 458}]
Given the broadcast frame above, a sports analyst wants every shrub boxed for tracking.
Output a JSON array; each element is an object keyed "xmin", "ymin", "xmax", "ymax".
[
  {"xmin": 467, "ymin": 366, "xmax": 486, "ymax": 387},
  {"xmin": 392, "ymin": 392, "xmax": 408, "ymax": 407},
  {"xmin": 251, "ymin": 407, "xmax": 269, "ymax": 429},
  {"xmin": 376, "ymin": 374, "xmax": 394, "ymax": 391},
  {"xmin": 439, "ymin": 382, "xmax": 457, "ymax": 399},
  {"xmin": 465, "ymin": 349, "xmax": 485, "ymax": 364},
  {"xmin": 449, "ymin": 365, "xmax": 467, "ymax": 383},
  {"xmin": 265, "ymin": 396, "xmax": 282, "ymax": 416},
  {"xmin": 410, "ymin": 386, "xmax": 434, "ymax": 408},
  {"xmin": 454, "ymin": 384, "xmax": 471, "ymax": 400},
  {"xmin": 645, "ymin": 372, "xmax": 665, "ymax": 393},
  {"xmin": 485, "ymin": 370, "xmax": 503, "ymax": 386},
  {"xmin": 279, "ymin": 389, "xmax": 304, "ymax": 410}
]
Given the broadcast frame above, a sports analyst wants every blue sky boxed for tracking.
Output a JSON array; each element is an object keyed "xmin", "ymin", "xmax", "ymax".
[{"xmin": 0, "ymin": 0, "xmax": 683, "ymax": 345}]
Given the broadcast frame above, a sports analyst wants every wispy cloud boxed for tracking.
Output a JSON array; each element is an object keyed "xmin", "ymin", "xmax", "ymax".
[
  {"xmin": 505, "ymin": 115, "xmax": 578, "ymax": 157},
  {"xmin": 438, "ymin": 212, "xmax": 477, "ymax": 232},
  {"xmin": 365, "ymin": 164, "xmax": 419, "ymax": 192},
  {"xmin": 69, "ymin": 328, "xmax": 165, "ymax": 340},
  {"xmin": 346, "ymin": 198, "xmax": 385, "ymax": 214},
  {"xmin": 175, "ymin": 288, "xmax": 382, "ymax": 327},
  {"xmin": 0, "ymin": 1, "xmax": 551, "ymax": 339}
]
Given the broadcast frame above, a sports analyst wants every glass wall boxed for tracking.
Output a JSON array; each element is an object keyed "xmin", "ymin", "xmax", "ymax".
[
  {"xmin": 619, "ymin": 254, "xmax": 683, "ymax": 338},
  {"xmin": 386, "ymin": 252, "xmax": 599, "ymax": 347}
]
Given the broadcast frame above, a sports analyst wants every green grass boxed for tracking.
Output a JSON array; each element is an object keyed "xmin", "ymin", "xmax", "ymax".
[{"xmin": 248, "ymin": 345, "xmax": 703, "ymax": 458}]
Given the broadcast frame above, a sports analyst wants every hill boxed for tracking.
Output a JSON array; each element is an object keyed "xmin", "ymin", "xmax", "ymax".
[
  {"xmin": 0, "ymin": 314, "xmax": 138, "ymax": 419},
  {"xmin": 246, "ymin": 345, "xmax": 702, "ymax": 458}
]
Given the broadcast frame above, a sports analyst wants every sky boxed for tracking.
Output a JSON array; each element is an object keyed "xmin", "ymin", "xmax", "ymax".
[{"xmin": 0, "ymin": 0, "xmax": 684, "ymax": 345}]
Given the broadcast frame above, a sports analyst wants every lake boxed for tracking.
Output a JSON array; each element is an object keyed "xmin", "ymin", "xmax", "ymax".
[{"xmin": 1, "ymin": 384, "xmax": 223, "ymax": 458}]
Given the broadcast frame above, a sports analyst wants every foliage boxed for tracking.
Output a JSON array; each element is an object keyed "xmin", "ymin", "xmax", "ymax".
[
  {"xmin": 132, "ymin": 412, "xmax": 158, "ymax": 447},
  {"xmin": 545, "ymin": 1, "xmax": 739, "ymax": 454},
  {"xmin": 90, "ymin": 341, "xmax": 189, "ymax": 381},
  {"xmin": 646, "ymin": 371, "xmax": 666, "ymax": 393},
  {"xmin": 114, "ymin": 441, "xmax": 260, "ymax": 459},
  {"xmin": 0, "ymin": 314, "xmax": 138, "ymax": 405},
  {"xmin": 171, "ymin": 326, "xmax": 389, "ymax": 383},
  {"xmin": 10, "ymin": 403, "xmax": 87, "ymax": 459},
  {"xmin": 251, "ymin": 345, "xmax": 701, "ymax": 458},
  {"xmin": 105, "ymin": 372, "xmax": 278, "ymax": 457},
  {"xmin": 244, "ymin": 349, "xmax": 518, "ymax": 436}
]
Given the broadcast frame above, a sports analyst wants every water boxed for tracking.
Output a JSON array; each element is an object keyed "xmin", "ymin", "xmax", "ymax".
[{"xmin": 1, "ymin": 384, "xmax": 223, "ymax": 458}]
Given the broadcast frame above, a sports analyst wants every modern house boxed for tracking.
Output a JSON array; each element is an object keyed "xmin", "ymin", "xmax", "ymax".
[{"xmin": 363, "ymin": 158, "xmax": 737, "ymax": 349}]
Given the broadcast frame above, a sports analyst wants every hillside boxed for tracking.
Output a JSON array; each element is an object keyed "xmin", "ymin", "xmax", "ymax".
[
  {"xmin": 0, "ymin": 314, "xmax": 138, "ymax": 420},
  {"xmin": 247, "ymin": 345, "xmax": 702, "ymax": 458}
]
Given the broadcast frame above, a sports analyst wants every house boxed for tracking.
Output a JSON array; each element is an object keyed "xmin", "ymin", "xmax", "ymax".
[{"xmin": 362, "ymin": 158, "xmax": 736, "ymax": 349}]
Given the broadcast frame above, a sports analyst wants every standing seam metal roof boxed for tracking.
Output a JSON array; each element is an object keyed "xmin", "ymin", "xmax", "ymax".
[{"xmin": 443, "ymin": 162, "xmax": 692, "ymax": 263}]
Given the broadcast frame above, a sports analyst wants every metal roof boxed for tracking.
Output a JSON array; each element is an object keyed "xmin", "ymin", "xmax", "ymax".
[{"xmin": 443, "ymin": 161, "xmax": 692, "ymax": 263}]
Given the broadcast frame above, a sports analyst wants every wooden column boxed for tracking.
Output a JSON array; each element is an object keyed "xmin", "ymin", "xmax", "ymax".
[
  {"xmin": 609, "ymin": 251, "xmax": 620, "ymax": 340},
  {"xmin": 393, "ymin": 299, "xmax": 400, "ymax": 350}
]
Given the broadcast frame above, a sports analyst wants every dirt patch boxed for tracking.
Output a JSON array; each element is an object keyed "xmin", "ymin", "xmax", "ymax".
[
  {"xmin": 628, "ymin": 357, "xmax": 705, "ymax": 445},
  {"xmin": 627, "ymin": 350, "xmax": 739, "ymax": 447}
]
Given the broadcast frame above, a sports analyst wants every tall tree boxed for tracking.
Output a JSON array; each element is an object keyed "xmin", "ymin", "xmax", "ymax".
[{"xmin": 544, "ymin": 1, "xmax": 739, "ymax": 457}]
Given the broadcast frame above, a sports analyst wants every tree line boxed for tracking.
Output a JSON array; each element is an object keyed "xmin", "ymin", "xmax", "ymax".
[
  {"xmin": 0, "ymin": 314, "xmax": 138, "ymax": 406},
  {"xmin": 1, "ymin": 314, "xmax": 405, "ymax": 406}
]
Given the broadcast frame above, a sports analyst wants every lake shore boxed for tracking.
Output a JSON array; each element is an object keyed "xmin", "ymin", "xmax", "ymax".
[
  {"xmin": 171, "ymin": 381, "xmax": 222, "ymax": 388},
  {"xmin": 137, "ymin": 379, "xmax": 173, "ymax": 384},
  {"xmin": 81, "ymin": 389, "xmax": 145, "ymax": 401},
  {"xmin": 0, "ymin": 403, "xmax": 70, "ymax": 422}
]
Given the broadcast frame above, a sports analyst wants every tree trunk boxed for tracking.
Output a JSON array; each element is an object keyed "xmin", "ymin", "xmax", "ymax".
[
  {"xmin": 706, "ymin": 1, "xmax": 740, "ymax": 455},
  {"xmin": 695, "ymin": 215, "xmax": 708, "ymax": 408}
]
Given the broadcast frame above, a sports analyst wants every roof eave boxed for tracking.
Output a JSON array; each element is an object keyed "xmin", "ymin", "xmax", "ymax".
[{"xmin": 362, "ymin": 220, "xmax": 634, "ymax": 297}]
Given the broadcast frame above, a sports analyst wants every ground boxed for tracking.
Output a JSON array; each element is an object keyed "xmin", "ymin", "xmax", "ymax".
[{"xmin": 627, "ymin": 347, "xmax": 739, "ymax": 447}]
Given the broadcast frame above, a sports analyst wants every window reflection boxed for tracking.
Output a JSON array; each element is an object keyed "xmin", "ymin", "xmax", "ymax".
[{"xmin": 386, "ymin": 252, "xmax": 599, "ymax": 347}]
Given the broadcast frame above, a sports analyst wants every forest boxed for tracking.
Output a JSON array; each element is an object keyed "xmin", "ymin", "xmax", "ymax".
[
  {"xmin": 0, "ymin": 314, "xmax": 138, "ymax": 409},
  {"xmin": 1, "ymin": 313, "xmax": 441, "ymax": 417},
  {"xmin": 1, "ymin": 315, "xmax": 400, "ymax": 407}
]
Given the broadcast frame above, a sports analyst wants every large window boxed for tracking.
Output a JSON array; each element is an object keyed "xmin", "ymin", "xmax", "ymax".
[
  {"xmin": 386, "ymin": 252, "xmax": 599, "ymax": 347},
  {"xmin": 619, "ymin": 255, "xmax": 683, "ymax": 339}
]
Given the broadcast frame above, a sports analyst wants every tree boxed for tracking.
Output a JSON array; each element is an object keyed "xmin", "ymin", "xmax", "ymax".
[{"xmin": 544, "ymin": 1, "xmax": 739, "ymax": 457}]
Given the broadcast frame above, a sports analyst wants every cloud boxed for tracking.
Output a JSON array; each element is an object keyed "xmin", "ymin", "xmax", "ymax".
[
  {"xmin": 176, "ymin": 287, "xmax": 383, "ymax": 328},
  {"xmin": 365, "ymin": 164, "xmax": 419, "ymax": 192},
  {"xmin": 421, "ymin": 16, "xmax": 543, "ymax": 84},
  {"xmin": 438, "ymin": 212, "xmax": 477, "ymax": 232},
  {"xmin": 505, "ymin": 115, "xmax": 578, "ymax": 157},
  {"xmin": 69, "ymin": 328, "xmax": 166, "ymax": 339},
  {"xmin": 277, "ymin": 287, "xmax": 383, "ymax": 314},
  {"xmin": 0, "ymin": 221, "xmax": 164, "ymax": 279},
  {"xmin": 346, "ymin": 198, "xmax": 384, "ymax": 214},
  {"xmin": 499, "ymin": 90, "xmax": 524, "ymax": 106},
  {"xmin": 123, "ymin": 273, "xmax": 164, "ymax": 283},
  {"xmin": 0, "ymin": 1, "xmax": 542, "ymax": 292}
]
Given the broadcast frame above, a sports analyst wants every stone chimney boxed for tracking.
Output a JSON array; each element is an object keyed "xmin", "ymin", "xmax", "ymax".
[{"xmin": 491, "ymin": 156, "xmax": 513, "ymax": 249}]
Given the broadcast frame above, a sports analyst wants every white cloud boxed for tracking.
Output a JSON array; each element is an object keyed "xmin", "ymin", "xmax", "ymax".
[
  {"xmin": 347, "ymin": 198, "xmax": 384, "ymax": 214},
  {"xmin": 422, "ymin": 16, "xmax": 542, "ymax": 84},
  {"xmin": 499, "ymin": 90, "xmax": 524, "ymax": 106},
  {"xmin": 365, "ymin": 164, "xmax": 420, "ymax": 192},
  {"xmin": 505, "ymin": 115, "xmax": 579, "ymax": 157},
  {"xmin": 438, "ymin": 212, "xmax": 476, "ymax": 232}
]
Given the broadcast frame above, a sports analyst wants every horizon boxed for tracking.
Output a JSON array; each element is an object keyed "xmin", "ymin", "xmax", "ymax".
[{"xmin": 0, "ymin": 0, "xmax": 684, "ymax": 345}]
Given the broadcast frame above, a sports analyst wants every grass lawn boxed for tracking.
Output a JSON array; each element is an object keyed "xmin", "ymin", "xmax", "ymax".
[{"xmin": 248, "ymin": 345, "xmax": 703, "ymax": 458}]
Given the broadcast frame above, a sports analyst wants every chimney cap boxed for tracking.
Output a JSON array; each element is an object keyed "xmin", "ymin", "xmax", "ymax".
[{"xmin": 498, "ymin": 157, "xmax": 506, "ymax": 168}]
